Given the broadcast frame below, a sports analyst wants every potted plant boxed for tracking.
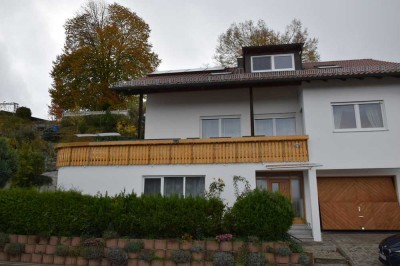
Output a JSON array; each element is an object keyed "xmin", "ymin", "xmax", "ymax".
[
  {"xmin": 138, "ymin": 250, "xmax": 155, "ymax": 266},
  {"xmin": 299, "ymin": 253, "xmax": 311, "ymax": 266},
  {"xmin": 246, "ymin": 253, "xmax": 266, "ymax": 266},
  {"xmin": 54, "ymin": 244, "xmax": 69, "ymax": 265},
  {"xmin": 171, "ymin": 250, "xmax": 191, "ymax": 265},
  {"xmin": 275, "ymin": 246, "xmax": 292, "ymax": 264},
  {"xmin": 190, "ymin": 244, "xmax": 204, "ymax": 260},
  {"xmin": 81, "ymin": 238, "xmax": 105, "ymax": 266},
  {"xmin": 4, "ymin": 243, "xmax": 25, "ymax": 255},
  {"xmin": 213, "ymin": 252, "xmax": 234, "ymax": 266},
  {"xmin": 125, "ymin": 240, "xmax": 144, "ymax": 259},
  {"xmin": 5, "ymin": 243, "xmax": 25, "ymax": 261},
  {"xmin": 107, "ymin": 247, "xmax": 128, "ymax": 266},
  {"xmin": 289, "ymin": 240, "xmax": 303, "ymax": 263},
  {"xmin": 215, "ymin": 234, "xmax": 233, "ymax": 251}
]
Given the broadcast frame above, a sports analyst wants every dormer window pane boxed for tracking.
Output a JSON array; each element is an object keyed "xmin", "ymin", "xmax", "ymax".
[
  {"xmin": 252, "ymin": 56, "xmax": 271, "ymax": 71},
  {"xmin": 274, "ymin": 55, "xmax": 293, "ymax": 69},
  {"xmin": 251, "ymin": 54, "xmax": 294, "ymax": 72}
]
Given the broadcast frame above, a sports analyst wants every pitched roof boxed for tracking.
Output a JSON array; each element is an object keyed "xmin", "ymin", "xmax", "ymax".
[{"xmin": 112, "ymin": 59, "xmax": 400, "ymax": 94}]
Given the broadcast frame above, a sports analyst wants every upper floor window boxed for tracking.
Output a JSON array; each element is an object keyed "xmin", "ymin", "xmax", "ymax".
[
  {"xmin": 251, "ymin": 54, "xmax": 295, "ymax": 72},
  {"xmin": 332, "ymin": 101, "xmax": 385, "ymax": 131},
  {"xmin": 255, "ymin": 115, "xmax": 296, "ymax": 136},
  {"xmin": 144, "ymin": 176, "xmax": 205, "ymax": 197},
  {"xmin": 201, "ymin": 117, "xmax": 241, "ymax": 138}
]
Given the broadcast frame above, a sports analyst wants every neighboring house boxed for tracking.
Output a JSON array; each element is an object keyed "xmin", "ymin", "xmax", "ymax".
[{"xmin": 56, "ymin": 43, "xmax": 400, "ymax": 241}]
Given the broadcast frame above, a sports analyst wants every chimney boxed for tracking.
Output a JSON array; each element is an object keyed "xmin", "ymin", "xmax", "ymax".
[{"xmin": 237, "ymin": 57, "xmax": 244, "ymax": 68}]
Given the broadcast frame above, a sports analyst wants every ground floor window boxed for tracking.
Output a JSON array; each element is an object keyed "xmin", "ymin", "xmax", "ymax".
[
  {"xmin": 143, "ymin": 176, "xmax": 205, "ymax": 197},
  {"xmin": 256, "ymin": 172, "xmax": 304, "ymax": 219}
]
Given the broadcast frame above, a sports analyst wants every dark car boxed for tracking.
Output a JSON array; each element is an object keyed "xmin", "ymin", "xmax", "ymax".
[{"xmin": 379, "ymin": 234, "xmax": 400, "ymax": 265}]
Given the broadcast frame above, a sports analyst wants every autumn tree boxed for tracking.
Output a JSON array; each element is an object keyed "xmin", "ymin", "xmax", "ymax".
[
  {"xmin": 49, "ymin": 1, "xmax": 160, "ymax": 111},
  {"xmin": 214, "ymin": 19, "xmax": 319, "ymax": 67}
]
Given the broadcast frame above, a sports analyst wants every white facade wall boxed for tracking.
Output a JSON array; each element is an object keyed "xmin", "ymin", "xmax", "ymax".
[
  {"xmin": 58, "ymin": 164, "xmax": 320, "ymax": 235},
  {"xmin": 58, "ymin": 163, "xmax": 263, "ymax": 205},
  {"xmin": 145, "ymin": 86, "xmax": 302, "ymax": 139},
  {"xmin": 302, "ymin": 78, "xmax": 400, "ymax": 170}
]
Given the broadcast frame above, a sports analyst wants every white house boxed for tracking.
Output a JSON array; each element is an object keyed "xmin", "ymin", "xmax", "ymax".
[{"xmin": 57, "ymin": 43, "xmax": 400, "ymax": 241}]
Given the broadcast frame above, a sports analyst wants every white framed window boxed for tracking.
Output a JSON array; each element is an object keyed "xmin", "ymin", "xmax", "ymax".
[
  {"xmin": 201, "ymin": 116, "xmax": 241, "ymax": 138},
  {"xmin": 251, "ymin": 54, "xmax": 295, "ymax": 72},
  {"xmin": 332, "ymin": 101, "xmax": 386, "ymax": 131},
  {"xmin": 143, "ymin": 176, "xmax": 205, "ymax": 197},
  {"xmin": 254, "ymin": 114, "xmax": 296, "ymax": 136}
]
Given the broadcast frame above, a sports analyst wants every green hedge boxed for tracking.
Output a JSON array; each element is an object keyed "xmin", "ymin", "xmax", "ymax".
[
  {"xmin": 224, "ymin": 189, "xmax": 294, "ymax": 240},
  {"xmin": 0, "ymin": 189, "xmax": 224, "ymax": 239}
]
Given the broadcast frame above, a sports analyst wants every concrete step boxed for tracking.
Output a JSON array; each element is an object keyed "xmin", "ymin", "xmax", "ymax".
[{"xmin": 288, "ymin": 224, "xmax": 313, "ymax": 241}]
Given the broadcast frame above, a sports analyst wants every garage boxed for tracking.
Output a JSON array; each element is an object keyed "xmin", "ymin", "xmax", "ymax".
[{"xmin": 318, "ymin": 176, "xmax": 400, "ymax": 230}]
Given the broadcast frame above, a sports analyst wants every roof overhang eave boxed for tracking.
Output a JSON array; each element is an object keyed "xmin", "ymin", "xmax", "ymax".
[{"xmin": 111, "ymin": 71, "xmax": 400, "ymax": 95}]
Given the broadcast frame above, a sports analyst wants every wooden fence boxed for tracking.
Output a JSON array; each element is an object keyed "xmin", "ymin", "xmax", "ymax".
[{"xmin": 56, "ymin": 136, "xmax": 309, "ymax": 167}]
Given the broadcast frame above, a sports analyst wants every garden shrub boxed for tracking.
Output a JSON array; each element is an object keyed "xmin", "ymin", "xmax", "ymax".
[
  {"xmin": 107, "ymin": 248, "xmax": 128, "ymax": 266},
  {"xmin": 171, "ymin": 250, "xmax": 191, "ymax": 264},
  {"xmin": 81, "ymin": 238, "xmax": 104, "ymax": 259},
  {"xmin": 247, "ymin": 253, "xmax": 266, "ymax": 266},
  {"xmin": 138, "ymin": 250, "xmax": 155, "ymax": 262},
  {"xmin": 125, "ymin": 240, "xmax": 144, "ymax": 253},
  {"xmin": 4, "ymin": 243, "xmax": 25, "ymax": 255},
  {"xmin": 55, "ymin": 245, "xmax": 69, "ymax": 257},
  {"xmin": 0, "ymin": 189, "xmax": 224, "ymax": 239},
  {"xmin": 225, "ymin": 189, "xmax": 294, "ymax": 241},
  {"xmin": 213, "ymin": 252, "xmax": 235, "ymax": 266}
]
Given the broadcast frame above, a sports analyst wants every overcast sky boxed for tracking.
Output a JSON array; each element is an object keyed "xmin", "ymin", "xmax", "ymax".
[{"xmin": 1, "ymin": 0, "xmax": 399, "ymax": 119}]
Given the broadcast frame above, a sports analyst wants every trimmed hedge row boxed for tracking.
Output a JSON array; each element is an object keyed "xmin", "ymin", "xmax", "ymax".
[
  {"xmin": 0, "ymin": 189, "xmax": 294, "ymax": 240},
  {"xmin": 0, "ymin": 189, "xmax": 224, "ymax": 239}
]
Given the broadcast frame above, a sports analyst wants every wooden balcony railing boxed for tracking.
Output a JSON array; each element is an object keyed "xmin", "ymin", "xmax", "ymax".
[{"xmin": 56, "ymin": 135, "xmax": 309, "ymax": 167}]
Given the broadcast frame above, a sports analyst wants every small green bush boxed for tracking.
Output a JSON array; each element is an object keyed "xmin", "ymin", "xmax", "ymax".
[
  {"xmin": 138, "ymin": 250, "xmax": 154, "ymax": 262},
  {"xmin": 81, "ymin": 246, "xmax": 104, "ymax": 260},
  {"xmin": 247, "ymin": 253, "xmax": 266, "ymax": 266},
  {"xmin": 225, "ymin": 189, "xmax": 294, "ymax": 240},
  {"xmin": 289, "ymin": 240, "xmax": 303, "ymax": 253},
  {"xmin": 4, "ymin": 243, "xmax": 25, "ymax": 255},
  {"xmin": 275, "ymin": 247, "xmax": 292, "ymax": 256},
  {"xmin": 107, "ymin": 248, "xmax": 128, "ymax": 266},
  {"xmin": 80, "ymin": 237, "xmax": 105, "ymax": 260},
  {"xmin": 55, "ymin": 245, "xmax": 69, "ymax": 257},
  {"xmin": 299, "ymin": 253, "xmax": 311, "ymax": 266},
  {"xmin": 171, "ymin": 250, "xmax": 191, "ymax": 264},
  {"xmin": 190, "ymin": 244, "xmax": 203, "ymax": 253},
  {"xmin": 68, "ymin": 246, "xmax": 81, "ymax": 257},
  {"xmin": 0, "ymin": 232, "xmax": 10, "ymax": 247},
  {"xmin": 213, "ymin": 252, "xmax": 235, "ymax": 266},
  {"xmin": 125, "ymin": 240, "xmax": 144, "ymax": 253}
]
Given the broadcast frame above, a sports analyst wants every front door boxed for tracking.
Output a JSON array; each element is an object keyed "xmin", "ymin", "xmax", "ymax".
[
  {"xmin": 256, "ymin": 172, "xmax": 305, "ymax": 224},
  {"xmin": 269, "ymin": 179, "xmax": 290, "ymax": 198}
]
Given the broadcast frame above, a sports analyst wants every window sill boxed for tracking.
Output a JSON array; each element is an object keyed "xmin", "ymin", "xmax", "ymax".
[{"xmin": 333, "ymin": 128, "xmax": 388, "ymax": 133}]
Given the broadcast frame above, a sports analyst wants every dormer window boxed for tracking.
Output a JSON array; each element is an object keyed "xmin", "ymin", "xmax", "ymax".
[{"xmin": 251, "ymin": 54, "xmax": 295, "ymax": 72}]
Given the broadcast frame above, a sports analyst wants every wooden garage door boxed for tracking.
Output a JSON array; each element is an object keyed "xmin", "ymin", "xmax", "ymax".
[{"xmin": 318, "ymin": 177, "xmax": 400, "ymax": 230}]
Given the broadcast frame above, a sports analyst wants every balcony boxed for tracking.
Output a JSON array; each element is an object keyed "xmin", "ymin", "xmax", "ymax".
[{"xmin": 56, "ymin": 135, "xmax": 309, "ymax": 167}]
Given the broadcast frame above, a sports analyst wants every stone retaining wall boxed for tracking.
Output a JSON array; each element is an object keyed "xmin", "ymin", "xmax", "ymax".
[{"xmin": 0, "ymin": 234, "xmax": 312, "ymax": 266}]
